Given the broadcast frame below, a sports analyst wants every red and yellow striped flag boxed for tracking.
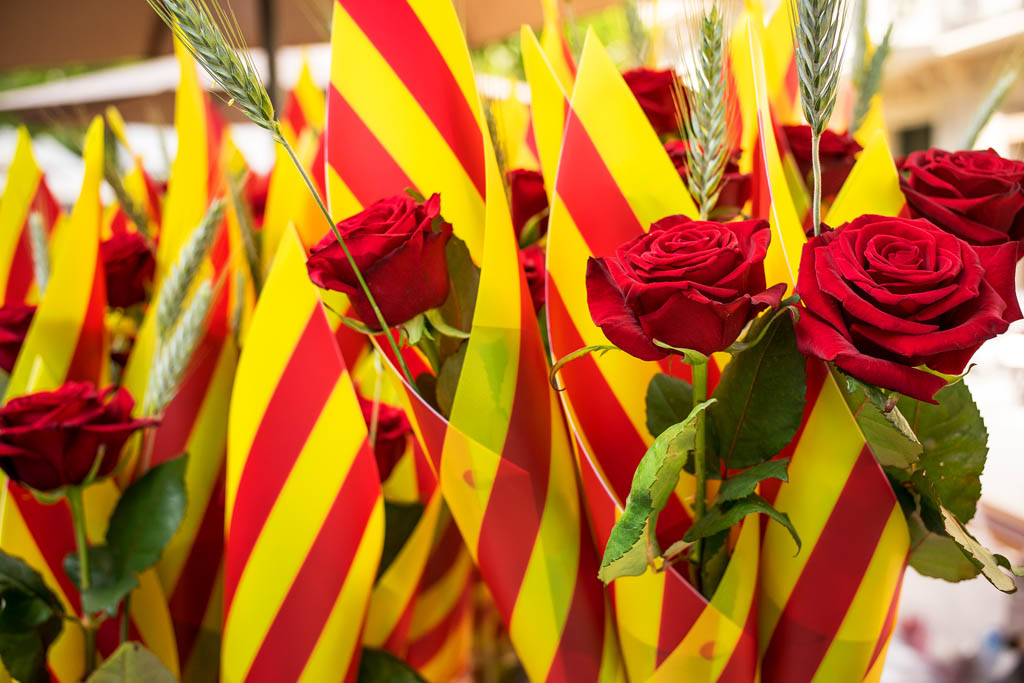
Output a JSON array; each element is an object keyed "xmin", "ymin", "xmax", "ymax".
[
  {"xmin": 521, "ymin": 26, "xmax": 570, "ymax": 203},
  {"xmin": 739, "ymin": 18, "xmax": 910, "ymax": 682},
  {"xmin": 545, "ymin": 30, "xmax": 759, "ymax": 680},
  {"xmin": 223, "ymin": 226, "xmax": 383, "ymax": 682},
  {"xmin": 0, "ymin": 117, "xmax": 179, "ymax": 681},
  {"xmin": 0, "ymin": 127, "xmax": 62, "ymax": 305},
  {"xmin": 326, "ymin": 3, "xmax": 620, "ymax": 679},
  {"xmin": 539, "ymin": 0, "xmax": 577, "ymax": 92}
]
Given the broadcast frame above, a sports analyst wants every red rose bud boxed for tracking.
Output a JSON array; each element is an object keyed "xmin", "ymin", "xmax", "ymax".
[
  {"xmin": 0, "ymin": 304, "xmax": 35, "ymax": 374},
  {"xmin": 795, "ymin": 214, "xmax": 1022, "ymax": 403},
  {"xmin": 519, "ymin": 245, "xmax": 547, "ymax": 313},
  {"xmin": 244, "ymin": 170, "xmax": 271, "ymax": 228},
  {"xmin": 0, "ymin": 383, "xmax": 157, "ymax": 492},
  {"xmin": 307, "ymin": 193, "xmax": 453, "ymax": 327},
  {"xmin": 101, "ymin": 232, "xmax": 155, "ymax": 308},
  {"xmin": 900, "ymin": 148, "xmax": 1024, "ymax": 254},
  {"xmin": 664, "ymin": 141, "xmax": 752, "ymax": 220},
  {"xmin": 507, "ymin": 169, "xmax": 549, "ymax": 242},
  {"xmin": 782, "ymin": 125, "xmax": 863, "ymax": 197},
  {"xmin": 623, "ymin": 68, "xmax": 682, "ymax": 137},
  {"xmin": 358, "ymin": 396, "xmax": 412, "ymax": 482},
  {"xmin": 586, "ymin": 217, "xmax": 786, "ymax": 359}
]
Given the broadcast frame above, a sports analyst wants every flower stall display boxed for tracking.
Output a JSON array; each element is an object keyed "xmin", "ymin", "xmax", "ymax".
[{"xmin": 0, "ymin": 0, "xmax": 1021, "ymax": 681}]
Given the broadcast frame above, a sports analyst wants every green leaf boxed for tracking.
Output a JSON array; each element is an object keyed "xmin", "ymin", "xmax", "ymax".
[
  {"xmin": 435, "ymin": 343, "xmax": 467, "ymax": 419},
  {"xmin": 941, "ymin": 506, "xmax": 1018, "ymax": 593},
  {"xmin": 517, "ymin": 207, "xmax": 549, "ymax": 248},
  {"xmin": 64, "ymin": 546, "xmax": 139, "ymax": 616},
  {"xmin": 404, "ymin": 187, "xmax": 426, "ymax": 203},
  {"xmin": 358, "ymin": 648, "xmax": 426, "ymax": 683},
  {"xmin": 107, "ymin": 455, "xmax": 188, "ymax": 575},
  {"xmin": 425, "ymin": 309, "xmax": 470, "ymax": 339},
  {"xmin": 645, "ymin": 373, "xmax": 693, "ymax": 438},
  {"xmin": 402, "ymin": 314, "xmax": 428, "ymax": 346},
  {"xmin": 838, "ymin": 370, "xmax": 921, "ymax": 469},
  {"xmin": 710, "ymin": 314, "xmax": 806, "ymax": 469},
  {"xmin": 898, "ymin": 382, "xmax": 987, "ymax": 523},
  {"xmin": 699, "ymin": 530, "xmax": 730, "ymax": 598},
  {"xmin": 598, "ymin": 400, "xmax": 715, "ymax": 584},
  {"xmin": 86, "ymin": 642, "xmax": 177, "ymax": 683},
  {"xmin": 652, "ymin": 340, "xmax": 709, "ymax": 366},
  {"xmin": 439, "ymin": 237, "xmax": 480, "ymax": 337},
  {"xmin": 550, "ymin": 345, "xmax": 619, "ymax": 392},
  {"xmin": 684, "ymin": 493, "xmax": 800, "ymax": 553},
  {"xmin": 0, "ymin": 550, "xmax": 64, "ymax": 683},
  {"xmin": 907, "ymin": 517, "xmax": 980, "ymax": 582},
  {"xmin": 995, "ymin": 554, "xmax": 1024, "ymax": 577},
  {"xmin": 377, "ymin": 502, "xmax": 424, "ymax": 581},
  {"xmin": 716, "ymin": 459, "xmax": 791, "ymax": 503}
]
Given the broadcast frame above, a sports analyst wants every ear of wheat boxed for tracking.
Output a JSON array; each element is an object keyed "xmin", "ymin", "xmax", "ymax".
[
  {"xmin": 145, "ymin": 279, "xmax": 214, "ymax": 419},
  {"xmin": 791, "ymin": 0, "xmax": 849, "ymax": 235},
  {"xmin": 156, "ymin": 199, "xmax": 223, "ymax": 340},
  {"xmin": 27, "ymin": 212, "xmax": 49, "ymax": 296},
  {"xmin": 850, "ymin": 23, "xmax": 893, "ymax": 134}
]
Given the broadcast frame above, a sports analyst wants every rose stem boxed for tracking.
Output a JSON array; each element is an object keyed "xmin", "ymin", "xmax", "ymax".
[
  {"xmin": 691, "ymin": 359, "xmax": 709, "ymax": 593},
  {"xmin": 274, "ymin": 126, "xmax": 415, "ymax": 387},
  {"xmin": 811, "ymin": 132, "xmax": 823, "ymax": 237},
  {"xmin": 67, "ymin": 487, "xmax": 98, "ymax": 674}
]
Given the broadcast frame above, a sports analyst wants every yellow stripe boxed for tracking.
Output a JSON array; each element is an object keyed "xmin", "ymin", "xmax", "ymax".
[
  {"xmin": 521, "ymin": 27, "xmax": 568, "ymax": 202},
  {"xmin": 408, "ymin": 547, "xmax": 474, "ymax": 641},
  {"xmin": 181, "ymin": 565, "xmax": 224, "ymax": 683},
  {"xmin": 329, "ymin": 4, "xmax": 484, "ymax": 261},
  {"xmin": 507, "ymin": 393, "xmax": 583, "ymax": 681},
  {"xmin": 613, "ymin": 561, "xmax": 665, "ymax": 682},
  {"xmin": 811, "ymin": 505, "xmax": 908, "ymax": 683},
  {"xmin": 574, "ymin": 32, "xmax": 698, "ymax": 224},
  {"xmin": 0, "ymin": 127, "xmax": 42, "ymax": 298},
  {"xmin": 598, "ymin": 603, "xmax": 627, "ymax": 683},
  {"xmin": 540, "ymin": 0, "xmax": 575, "ymax": 91},
  {"xmin": 826, "ymin": 130, "xmax": 905, "ymax": 225},
  {"xmin": 298, "ymin": 498, "xmax": 384, "ymax": 682},
  {"xmin": 158, "ymin": 340, "xmax": 237, "ymax": 596},
  {"xmin": 758, "ymin": 374, "xmax": 865, "ymax": 647},
  {"xmin": 853, "ymin": 95, "xmax": 889, "ymax": 148},
  {"xmin": 6, "ymin": 117, "xmax": 104, "ymax": 400},
  {"xmin": 415, "ymin": 597, "xmax": 472, "ymax": 683},
  {"xmin": 763, "ymin": 1, "xmax": 798, "ymax": 122},
  {"xmin": 326, "ymin": 164, "xmax": 363, "ymax": 224},
  {"xmin": 222, "ymin": 375, "xmax": 367, "ymax": 682},
  {"xmin": 262, "ymin": 133, "xmax": 323, "ymax": 274},
  {"xmin": 293, "ymin": 60, "xmax": 326, "ymax": 134},
  {"xmin": 363, "ymin": 491, "xmax": 443, "ymax": 647}
]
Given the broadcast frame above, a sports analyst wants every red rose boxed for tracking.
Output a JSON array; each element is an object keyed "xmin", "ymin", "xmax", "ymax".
[
  {"xmin": 586, "ymin": 217, "xmax": 786, "ymax": 359},
  {"xmin": 664, "ymin": 141, "xmax": 752, "ymax": 220},
  {"xmin": 307, "ymin": 194, "xmax": 453, "ymax": 327},
  {"xmin": 623, "ymin": 68, "xmax": 682, "ymax": 136},
  {"xmin": 245, "ymin": 171, "xmax": 271, "ymax": 228},
  {"xmin": 358, "ymin": 396, "xmax": 411, "ymax": 482},
  {"xmin": 507, "ymin": 169, "xmax": 549, "ymax": 242},
  {"xmin": 0, "ymin": 383, "xmax": 157, "ymax": 492},
  {"xmin": 0, "ymin": 304, "xmax": 35, "ymax": 374},
  {"xmin": 100, "ymin": 232, "xmax": 155, "ymax": 308},
  {"xmin": 782, "ymin": 125, "xmax": 863, "ymax": 197},
  {"xmin": 519, "ymin": 245, "xmax": 547, "ymax": 313},
  {"xmin": 900, "ymin": 148, "xmax": 1024, "ymax": 253},
  {"xmin": 795, "ymin": 214, "xmax": 1022, "ymax": 403}
]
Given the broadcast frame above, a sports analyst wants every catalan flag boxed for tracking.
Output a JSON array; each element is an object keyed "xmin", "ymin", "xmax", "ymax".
[
  {"xmin": 0, "ymin": 127, "xmax": 61, "ymax": 305},
  {"xmin": 521, "ymin": 27, "xmax": 570, "ymax": 203},
  {"xmin": 0, "ymin": 118, "xmax": 179, "ymax": 681},
  {"xmin": 740, "ymin": 21, "xmax": 911, "ymax": 682},
  {"xmin": 326, "ymin": 3, "xmax": 619, "ymax": 679},
  {"xmin": 223, "ymin": 226, "xmax": 383, "ymax": 682},
  {"xmin": 539, "ymin": 0, "xmax": 577, "ymax": 92},
  {"xmin": 545, "ymin": 30, "xmax": 759, "ymax": 680}
]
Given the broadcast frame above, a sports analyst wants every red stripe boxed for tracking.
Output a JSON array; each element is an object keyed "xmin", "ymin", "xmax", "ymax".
[
  {"xmin": 326, "ymin": 85, "xmax": 416, "ymax": 210},
  {"xmin": 413, "ymin": 440, "xmax": 437, "ymax": 502},
  {"xmin": 281, "ymin": 90, "xmax": 310, "ymax": 138},
  {"xmin": 243, "ymin": 445, "xmax": 379, "ymax": 682},
  {"xmin": 864, "ymin": 563, "xmax": 906, "ymax": 676},
  {"xmin": 546, "ymin": 487, "xmax": 608, "ymax": 683},
  {"xmin": 761, "ymin": 447, "xmax": 897, "ymax": 683},
  {"xmin": 382, "ymin": 589, "xmax": 418, "ymax": 654},
  {"xmin": 224, "ymin": 308, "xmax": 344, "ymax": 611},
  {"xmin": 556, "ymin": 110, "xmax": 644, "ymax": 257},
  {"xmin": 716, "ymin": 586, "xmax": 759, "ymax": 683},
  {"xmin": 475, "ymin": 275, "xmax": 552, "ymax": 620},
  {"xmin": 8, "ymin": 485, "xmax": 80, "ymax": 614},
  {"xmin": 169, "ymin": 463, "xmax": 226, "ymax": 664},
  {"xmin": 65, "ymin": 250, "xmax": 107, "ymax": 385},
  {"xmin": 312, "ymin": 134, "xmax": 327, "ymax": 200},
  {"xmin": 417, "ymin": 517, "xmax": 464, "ymax": 592},
  {"xmin": 336, "ymin": 0, "xmax": 486, "ymax": 197},
  {"xmin": 560, "ymin": 35, "xmax": 578, "ymax": 78},
  {"xmin": 655, "ymin": 570, "xmax": 708, "ymax": 667},
  {"xmin": 6, "ymin": 181, "xmax": 60, "ymax": 304},
  {"xmin": 404, "ymin": 579, "xmax": 472, "ymax": 670}
]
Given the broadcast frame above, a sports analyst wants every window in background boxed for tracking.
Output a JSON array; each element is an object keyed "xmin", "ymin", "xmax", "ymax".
[{"xmin": 899, "ymin": 124, "xmax": 934, "ymax": 155}]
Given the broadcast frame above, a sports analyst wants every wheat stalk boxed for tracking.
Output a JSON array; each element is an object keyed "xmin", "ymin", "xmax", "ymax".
[
  {"xmin": 963, "ymin": 53, "xmax": 1024, "ymax": 149},
  {"xmin": 791, "ymin": 0, "xmax": 849, "ymax": 235},
  {"xmin": 850, "ymin": 23, "xmax": 892, "ymax": 134},
  {"xmin": 678, "ymin": 2, "xmax": 729, "ymax": 221},
  {"xmin": 145, "ymin": 280, "xmax": 213, "ymax": 418},
  {"xmin": 148, "ymin": 0, "xmax": 415, "ymax": 385},
  {"xmin": 157, "ymin": 199, "xmax": 222, "ymax": 340},
  {"xmin": 27, "ymin": 212, "xmax": 49, "ymax": 296}
]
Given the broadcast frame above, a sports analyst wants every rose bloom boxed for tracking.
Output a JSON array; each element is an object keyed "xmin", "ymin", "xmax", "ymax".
[
  {"xmin": 0, "ymin": 383, "xmax": 157, "ymax": 492},
  {"xmin": 586, "ymin": 217, "xmax": 785, "ymax": 359},
  {"xmin": 101, "ymin": 232, "xmax": 155, "ymax": 308},
  {"xmin": 782, "ymin": 125, "xmax": 863, "ymax": 197},
  {"xmin": 245, "ymin": 170, "xmax": 271, "ymax": 228},
  {"xmin": 507, "ymin": 169, "xmax": 549, "ymax": 242},
  {"xmin": 664, "ymin": 141, "xmax": 752, "ymax": 220},
  {"xmin": 795, "ymin": 214, "xmax": 1022, "ymax": 402},
  {"xmin": 358, "ymin": 396, "xmax": 412, "ymax": 482},
  {"xmin": 900, "ymin": 148, "xmax": 1024, "ymax": 253},
  {"xmin": 519, "ymin": 245, "xmax": 547, "ymax": 313},
  {"xmin": 623, "ymin": 68, "xmax": 682, "ymax": 137},
  {"xmin": 307, "ymin": 193, "xmax": 453, "ymax": 327},
  {"xmin": 0, "ymin": 304, "xmax": 35, "ymax": 374}
]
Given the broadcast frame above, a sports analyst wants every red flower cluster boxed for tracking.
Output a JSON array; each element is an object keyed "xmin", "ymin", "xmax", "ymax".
[
  {"xmin": 0, "ymin": 304, "xmax": 35, "ymax": 374},
  {"xmin": 507, "ymin": 169, "xmax": 549, "ymax": 242},
  {"xmin": 101, "ymin": 232, "xmax": 156, "ymax": 309},
  {"xmin": 358, "ymin": 396, "xmax": 412, "ymax": 482},
  {"xmin": 623, "ymin": 68, "xmax": 682, "ymax": 137}
]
